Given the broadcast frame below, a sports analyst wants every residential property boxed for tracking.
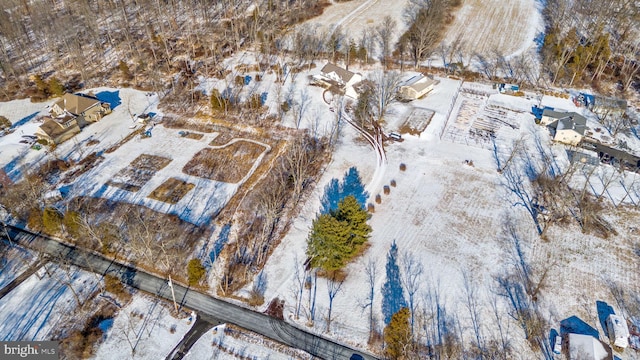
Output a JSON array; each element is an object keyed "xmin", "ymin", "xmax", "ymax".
[
  {"xmin": 314, "ymin": 63, "xmax": 362, "ymax": 99},
  {"xmin": 548, "ymin": 113, "xmax": 588, "ymax": 146},
  {"xmin": 568, "ymin": 333, "xmax": 612, "ymax": 360},
  {"xmin": 50, "ymin": 93, "xmax": 111, "ymax": 127},
  {"xmin": 36, "ymin": 93, "xmax": 111, "ymax": 145},
  {"xmin": 35, "ymin": 114, "xmax": 81, "ymax": 145},
  {"xmin": 540, "ymin": 108, "xmax": 569, "ymax": 126},
  {"xmin": 606, "ymin": 314, "xmax": 630, "ymax": 348},
  {"xmin": 398, "ymin": 75, "xmax": 439, "ymax": 100}
]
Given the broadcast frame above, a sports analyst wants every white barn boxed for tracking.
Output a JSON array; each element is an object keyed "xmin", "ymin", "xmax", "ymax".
[{"xmin": 398, "ymin": 75, "xmax": 439, "ymax": 100}]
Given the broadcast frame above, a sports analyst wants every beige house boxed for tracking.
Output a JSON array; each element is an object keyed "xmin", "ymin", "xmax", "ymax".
[
  {"xmin": 316, "ymin": 63, "xmax": 362, "ymax": 99},
  {"xmin": 35, "ymin": 115, "xmax": 81, "ymax": 145},
  {"xmin": 50, "ymin": 93, "xmax": 111, "ymax": 127},
  {"xmin": 37, "ymin": 93, "xmax": 111, "ymax": 144},
  {"xmin": 398, "ymin": 75, "xmax": 439, "ymax": 100},
  {"xmin": 548, "ymin": 113, "xmax": 587, "ymax": 146}
]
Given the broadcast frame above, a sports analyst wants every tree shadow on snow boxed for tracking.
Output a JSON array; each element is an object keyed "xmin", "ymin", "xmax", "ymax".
[
  {"xmin": 560, "ymin": 315, "xmax": 600, "ymax": 339},
  {"xmin": 95, "ymin": 90, "xmax": 121, "ymax": 110}
]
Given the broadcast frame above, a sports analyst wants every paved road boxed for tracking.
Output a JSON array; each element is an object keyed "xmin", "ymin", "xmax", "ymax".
[{"xmin": 1, "ymin": 224, "xmax": 378, "ymax": 360}]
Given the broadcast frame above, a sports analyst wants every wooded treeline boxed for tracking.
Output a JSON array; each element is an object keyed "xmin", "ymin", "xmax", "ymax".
[
  {"xmin": 541, "ymin": 0, "xmax": 639, "ymax": 91},
  {"xmin": 0, "ymin": 0, "xmax": 328, "ymax": 100}
]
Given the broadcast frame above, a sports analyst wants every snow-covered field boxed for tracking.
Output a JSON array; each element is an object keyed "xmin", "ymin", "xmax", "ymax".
[
  {"xmin": 258, "ymin": 73, "xmax": 640, "ymax": 357},
  {"xmin": 0, "ymin": 265, "xmax": 99, "ymax": 341},
  {"xmin": 304, "ymin": 0, "xmax": 410, "ymax": 44},
  {"xmin": 185, "ymin": 324, "xmax": 313, "ymax": 360},
  {"xmin": 93, "ymin": 295, "xmax": 193, "ymax": 360},
  {"xmin": 441, "ymin": 0, "xmax": 544, "ymax": 63}
]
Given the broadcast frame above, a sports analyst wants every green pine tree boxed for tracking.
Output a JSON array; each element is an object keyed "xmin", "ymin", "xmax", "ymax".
[
  {"xmin": 306, "ymin": 213, "xmax": 352, "ymax": 272},
  {"xmin": 307, "ymin": 196, "xmax": 372, "ymax": 273},
  {"xmin": 384, "ymin": 307, "xmax": 412, "ymax": 360},
  {"xmin": 42, "ymin": 207, "xmax": 63, "ymax": 235},
  {"xmin": 333, "ymin": 195, "xmax": 371, "ymax": 254},
  {"xmin": 48, "ymin": 77, "xmax": 65, "ymax": 97},
  {"xmin": 187, "ymin": 258, "xmax": 206, "ymax": 286}
]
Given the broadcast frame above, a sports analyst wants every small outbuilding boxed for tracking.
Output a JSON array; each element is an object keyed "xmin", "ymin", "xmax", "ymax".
[
  {"xmin": 568, "ymin": 333, "xmax": 612, "ymax": 360},
  {"xmin": 398, "ymin": 75, "xmax": 439, "ymax": 100},
  {"xmin": 606, "ymin": 314, "xmax": 630, "ymax": 348}
]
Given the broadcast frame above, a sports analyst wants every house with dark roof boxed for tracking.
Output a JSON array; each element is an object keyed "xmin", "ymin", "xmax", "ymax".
[{"xmin": 548, "ymin": 112, "xmax": 587, "ymax": 146}]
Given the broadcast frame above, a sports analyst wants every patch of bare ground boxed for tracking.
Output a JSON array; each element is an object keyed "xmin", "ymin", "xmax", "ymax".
[
  {"xmin": 183, "ymin": 141, "xmax": 267, "ymax": 183},
  {"xmin": 107, "ymin": 154, "xmax": 172, "ymax": 192},
  {"xmin": 61, "ymin": 152, "xmax": 105, "ymax": 184},
  {"xmin": 399, "ymin": 108, "xmax": 434, "ymax": 135},
  {"xmin": 148, "ymin": 178, "xmax": 195, "ymax": 204}
]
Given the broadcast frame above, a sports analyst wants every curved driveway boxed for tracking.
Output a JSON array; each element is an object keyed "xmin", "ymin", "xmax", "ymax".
[{"xmin": 2, "ymin": 224, "xmax": 378, "ymax": 360}]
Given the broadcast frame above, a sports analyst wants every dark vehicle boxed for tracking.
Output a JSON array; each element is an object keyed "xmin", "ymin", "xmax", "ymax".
[{"xmin": 350, "ymin": 355, "xmax": 364, "ymax": 360}]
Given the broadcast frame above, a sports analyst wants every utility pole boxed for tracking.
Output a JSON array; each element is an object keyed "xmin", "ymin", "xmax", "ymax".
[{"xmin": 168, "ymin": 275, "xmax": 178, "ymax": 313}]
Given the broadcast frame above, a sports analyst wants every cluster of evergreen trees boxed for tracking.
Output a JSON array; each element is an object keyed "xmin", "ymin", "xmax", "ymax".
[{"xmin": 306, "ymin": 167, "xmax": 371, "ymax": 275}]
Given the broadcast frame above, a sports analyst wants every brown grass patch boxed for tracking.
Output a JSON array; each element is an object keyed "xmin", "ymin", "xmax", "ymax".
[
  {"xmin": 400, "ymin": 108, "xmax": 434, "ymax": 135},
  {"xmin": 105, "ymin": 127, "xmax": 144, "ymax": 153},
  {"xmin": 183, "ymin": 141, "xmax": 267, "ymax": 183},
  {"xmin": 107, "ymin": 154, "xmax": 172, "ymax": 192},
  {"xmin": 182, "ymin": 132, "xmax": 204, "ymax": 140},
  {"xmin": 148, "ymin": 177, "xmax": 195, "ymax": 204}
]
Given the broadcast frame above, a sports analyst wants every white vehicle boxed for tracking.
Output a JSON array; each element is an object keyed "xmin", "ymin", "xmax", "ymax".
[{"xmin": 553, "ymin": 334, "xmax": 562, "ymax": 354}]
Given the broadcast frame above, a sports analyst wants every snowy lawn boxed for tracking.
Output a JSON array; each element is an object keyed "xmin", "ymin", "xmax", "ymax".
[
  {"xmin": 0, "ymin": 264, "xmax": 100, "ymax": 341},
  {"xmin": 0, "ymin": 244, "xmax": 37, "ymax": 289},
  {"xmin": 93, "ymin": 295, "xmax": 193, "ymax": 360}
]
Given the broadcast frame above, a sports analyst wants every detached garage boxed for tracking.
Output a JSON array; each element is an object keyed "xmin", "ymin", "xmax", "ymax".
[{"xmin": 398, "ymin": 75, "xmax": 439, "ymax": 100}]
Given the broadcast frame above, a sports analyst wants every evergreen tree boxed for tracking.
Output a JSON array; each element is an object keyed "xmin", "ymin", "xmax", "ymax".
[
  {"xmin": 48, "ymin": 77, "xmax": 65, "ymax": 97},
  {"xmin": 381, "ymin": 240, "xmax": 407, "ymax": 325},
  {"xmin": 306, "ymin": 214, "xmax": 351, "ymax": 273},
  {"xmin": 187, "ymin": 258, "xmax": 206, "ymax": 286},
  {"xmin": 341, "ymin": 167, "xmax": 368, "ymax": 209},
  {"xmin": 384, "ymin": 307, "xmax": 412, "ymax": 360},
  {"xmin": 333, "ymin": 195, "xmax": 371, "ymax": 254},
  {"xmin": 307, "ymin": 196, "xmax": 372, "ymax": 273},
  {"xmin": 42, "ymin": 207, "xmax": 63, "ymax": 235}
]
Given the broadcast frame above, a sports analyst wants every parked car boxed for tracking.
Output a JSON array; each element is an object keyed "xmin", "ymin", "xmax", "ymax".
[{"xmin": 553, "ymin": 334, "xmax": 562, "ymax": 354}]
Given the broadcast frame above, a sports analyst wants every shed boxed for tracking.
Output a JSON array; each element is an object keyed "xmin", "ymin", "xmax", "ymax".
[
  {"xmin": 606, "ymin": 314, "xmax": 629, "ymax": 348},
  {"xmin": 568, "ymin": 333, "xmax": 612, "ymax": 360},
  {"xmin": 398, "ymin": 75, "xmax": 439, "ymax": 100}
]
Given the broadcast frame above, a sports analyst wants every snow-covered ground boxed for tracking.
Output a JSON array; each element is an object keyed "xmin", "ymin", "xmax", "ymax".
[
  {"xmin": 0, "ymin": 264, "xmax": 100, "ymax": 341},
  {"xmin": 257, "ymin": 74, "xmax": 640, "ymax": 357},
  {"xmin": 93, "ymin": 295, "xmax": 193, "ymax": 360},
  {"xmin": 184, "ymin": 324, "xmax": 313, "ymax": 360},
  {"xmin": 438, "ymin": 0, "xmax": 544, "ymax": 69},
  {"xmin": 304, "ymin": 0, "xmax": 411, "ymax": 47},
  {"xmin": 0, "ymin": 244, "xmax": 37, "ymax": 289}
]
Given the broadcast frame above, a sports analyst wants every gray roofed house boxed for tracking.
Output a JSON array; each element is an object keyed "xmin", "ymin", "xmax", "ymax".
[{"xmin": 548, "ymin": 112, "xmax": 587, "ymax": 146}]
